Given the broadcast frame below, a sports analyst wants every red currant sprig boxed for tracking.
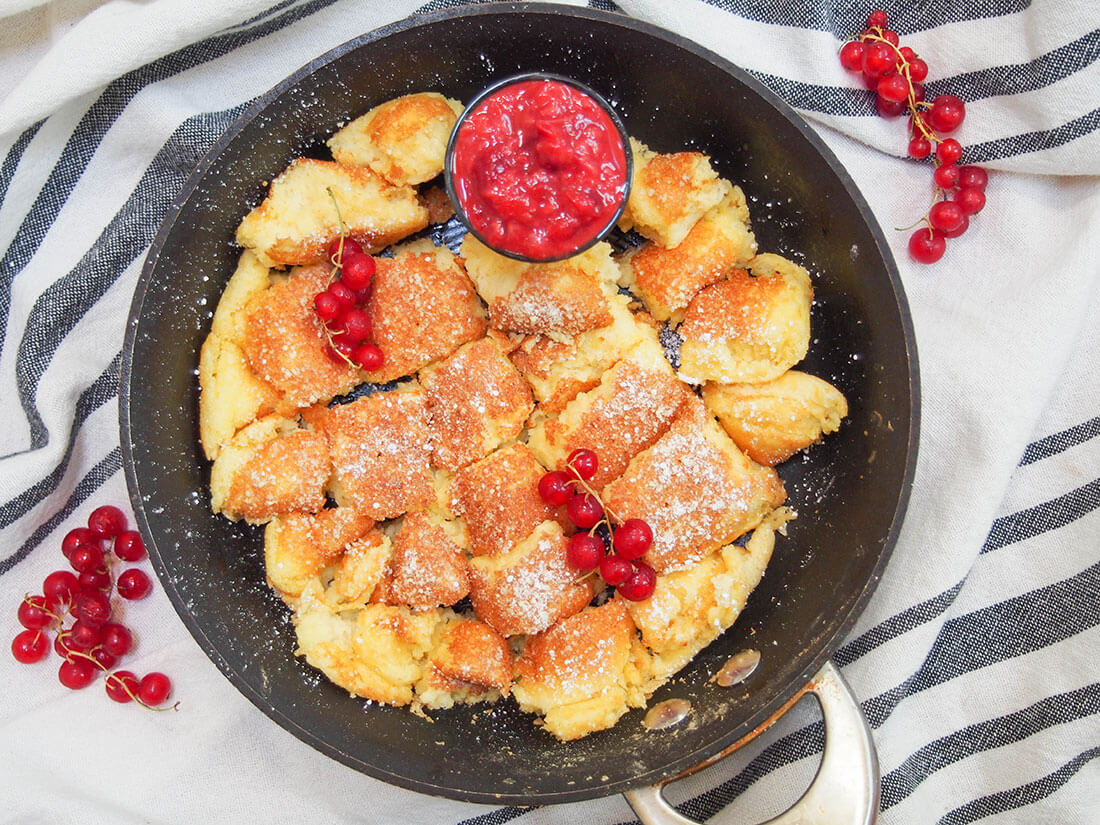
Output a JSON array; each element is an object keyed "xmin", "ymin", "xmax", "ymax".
[
  {"xmin": 314, "ymin": 190, "xmax": 385, "ymax": 372},
  {"xmin": 840, "ymin": 9, "xmax": 989, "ymax": 263},
  {"xmin": 537, "ymin": 448, "xmax": 657, "ymax": 602},
  {"xmin": 11, "ymin": 505, "xmax": 177, "ymax": 711}
]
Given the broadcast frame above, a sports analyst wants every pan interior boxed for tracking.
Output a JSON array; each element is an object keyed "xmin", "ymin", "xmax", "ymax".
[{"xmin": 122, "ymin": 4, "xmax": 915, "ymax": 805}]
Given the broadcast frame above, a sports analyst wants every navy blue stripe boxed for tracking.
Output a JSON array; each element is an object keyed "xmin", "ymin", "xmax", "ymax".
[
  {"xmin": 0, "ymin": 0, "xmax": 340, "ymax": 356},
  {"xmin": 1021, "ymin": 415, "xmax": 1100, "ymax": 466},
  {"xmin": 982, "ymin": 477, "xmax": 1100, "ymax": 554},
  {"xmin": 882, "ymin": 682, "xmax": 1100, "ymax": 808},
  {"xmin": 0, "ymin": 353, "xmax": 119, "ymax": 534},
  {"xmin": 0, "ymin": 123, "xmax": 41, "ymax": 208},
  {"xmin": 963, "ymin": 106, "xmax": 1100, "ymax": 165},
  {"xmin": 698, "ymin": 0, "xmax": 1027, "ymax": 36},
  {"xmin": 938, "ymin": 746, "xmax": 1100, "ymax": 825},
  {"xmin": 834, "ymin": 581, "xmax": 963, "ymax": 667},
  {"xmin": 454, "ymin": 806, "xmax": 531, "ymax": 825},
  {"xmin": 0, "ymin": 447, "xmax": 121, "ymax": 576}
]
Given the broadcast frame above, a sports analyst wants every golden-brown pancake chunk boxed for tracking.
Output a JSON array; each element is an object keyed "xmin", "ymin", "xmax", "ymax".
[
  {"xmin": 508, "ymin": 291, "xmax": 659, "ymax": 415},
  {"xmin": 239, "ymin": 263, "xmax": 360, "ymax": 409},
  {"xmin": 460, "ymin": 236, "xmax": 617, "ymax": 338},
  {"xmin": 198, "ymin": 251, "xmax": 280, "ymax": 460},
  {"xmin": 327, "ymin": 529, "xmax": 392, "ymax": 607},
  {"xmin": 420, "ymin": 337, "xmax": 535, "ymax": 471},
  {"xmin": 362, "ymin": 247, "xmax": 487, "ymax": 384},
  {"xmin": 703, "ymin": 371, "xmax": 848, "ymax": 465},
  {"xmin": 467, "ymin": 520, "xmax": 595, "ymax": 637},
  {"xmin": 264, "ymin": 506, "xmax": 375, "ymax": 600},
  {"xmin": 602, "ymin": 396, "xmax": 786, "ymax": 574},
  {"xmin": 449, "ymin": 443, "xmax": 560, "ymax": 558},
  {"xmin": 618, "ymin": 138, "xmax": 725, "ymax": 248},
  {"xmin": 512, "ymin": 600, "xmax": 646, "ymax": 741},
  {"xmin": 627, "ymin": 508, "xmax": 791, "ymax": 690},
  {"xmin": 328, "ymin": 93, "xmax": 464, "ymax": 186},
  {"xmin": 416, "ymin": 614, "xmax": 512, "ymax": 709},
  {"xmin": 618, "ymin": 179, "xmax": 756, "ymax": 322},
  {"xmin": 321, "ymin": 387, "xmax": 435, "ymax": 520},
  {"xmin": 678, "ymin": 253, "xmax": 813, "ymax": 385},
  {"xmin": 383, "ymin": 511, "xmax": 470, "ymax": 611},
  {"xmin": 210, "ymin": 415, "xmax": 331, "ymax": 524},
  {"xmin": 235, "ymin": 158, "xmax": 428, "ymax": 268},
  {"xmin": 527, "ymin": 338, "xmax": 693, "ymax": 491},
  {"xmin": 294, "ymin": 583, "xmax": 439, "ymax": 705}
]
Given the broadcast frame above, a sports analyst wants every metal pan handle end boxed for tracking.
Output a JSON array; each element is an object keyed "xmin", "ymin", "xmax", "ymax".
[{"xmin": 624, "ymin": 661, "xmax": 879, "ymax": 825}]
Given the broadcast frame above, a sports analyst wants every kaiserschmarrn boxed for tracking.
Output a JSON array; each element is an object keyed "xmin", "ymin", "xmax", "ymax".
[{"xmin": 199, "ymin": 89, "xmax": 848, "ymax": 741}]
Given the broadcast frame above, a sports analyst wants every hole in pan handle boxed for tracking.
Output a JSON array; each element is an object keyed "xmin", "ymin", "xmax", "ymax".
[{"xmin": 623, "ymin": 661, "xmax": 880, "ymax": 825}]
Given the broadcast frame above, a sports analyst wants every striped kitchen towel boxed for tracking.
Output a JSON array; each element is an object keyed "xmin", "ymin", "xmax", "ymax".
[{"xmin": 1, "ymin": 1, "xmax": 1097, "ymax": 823}]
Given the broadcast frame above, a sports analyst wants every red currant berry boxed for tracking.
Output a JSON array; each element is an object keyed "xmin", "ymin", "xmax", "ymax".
[
  {"xmin": 566, "ymin": 448, "xmax": 599, "ymax": 481},
  {"xmin": 314, "ymin": 290, "xmax": 341, "ymax": 322},
  {"xmin": 78, "ymin": 569, "xmax": 112, "ymax": 592},
  {"xmin": 42, "ymin": 570, "xmax": 80, "ymax": 612},
  {"xmin": 957, "ymin": 165, "xmax": 988, "ymax": 190},
  {"xmin": 936, "ymin": 138, "xmax": 963, "ymax": 165},
  {"xmin": 114, "ymin": 530, "xmax": 146, "ymax": 562},
  {"xmin": 58, "ymin": 658, "xmax": 96, "ymax": 690},
  {"xmin": 138, "ymin": 672, "xmax": 173, "ymax": 706},
  {"xmin": 339, "ymin": 308, "xmax": 372, "ymax": 343},
  {"xmin": 90, "ymin": 647, "xmax": 117, "ymax": 670},
  {"xmin": 954, "ymin": 186, "xmax": 986, "ymax": 215},
  {"xmin": 340, "ymin": 254, "xmax": 376, "ymax": 291},
  {"xmin": 87, "ymin": 505, "xmax": 126, "ymax": 540},
  {"xmin": 941, "ymin": 214, "xmax": 970, "ymax": 239},
  {"xmin": 62, "ymin": 527, "xmax": 96, "ymax": 561},
  {"xmin": 328, "ymin": 236, "xmax": 364, "ymax": 263},
  {"xmin": 353, "ymin": 343, "xmax": 385, "ymax": 372},
  {"xmin": 879, "ymin": 29, "xmax": 899, "ymax": 46},
  {"xmin": 99, "ymin": 623, "xmax": 133, "ymax": 658},
  {"xmin": 617, "ymin": 562, "xmax": 657, "ymax": 602},
  {"xmin": 907, "ymin": 58, "xmax": 929, "ymax": 83},
  {"xmin": 908, "ymin": 227, "xmax": 947, "ymax": 264},
  {"xmin": 599, "ymin": 554, "xmax": 633, "ymax": 587},
  {"xmin": 613, "ymin": 519, "xmax": 654, "ymax": 560},
  {"xmin": 105, "ymin": 670, "xmax": 140, "ymax": 703},
  {"xmin": 117, "ymin": 569, "xmax": 153, "ymax": 601},
  {"xmin": 54, "ymin": 632, "xmax": 77, "ymax": 661},
  {"xmin": 18, "ymin": 595, "xmax": 52, "ymax": 630},
  {"xmin": 76, "ymin": 589, "xmax": 112, "ymax": 627},
  {"xmin": 839, "ymin": 41, "xmax": 865, "ymax": 72},
  {"xmin": 907, "ymin": 137, "xmax": 932, "ymax": 159},
  {"xmin": 355, "ymin": 285, "xmax": 374, "ymax": 305},
  {"xmin": 933, "ymin": 163, "xmax": 961, "ymax": 189},
  {"xmin": 866, "ymin": 9, "xmax": 888, "ymax": 28},
  {"xmin": 875, "ymin": 96, "xmax": 906, "ymax": 118},
  {"xmin": 876, "ymin": 73, "xmax": 909, "ymax": 104},
  {"xmin": 910, "ymin": 82, "xmax": 925, "ymax": 103},
  {"xmin": 69, "ymin": 544, "xmax": 105, "ymax": 575},
  {"xmin": 537, "ymin": 471, "xmax": 573, "ymax": 507},
  {"xmin": 928, "ymin": 95, "xmax": 966, "ymax": 133},
  {"xmin": 566, "ymin": 533, "xmax": 605, "ymax": 571},
  {"xmin": 566, "ymin": 492, "xmax": 604, "ymax": 530},
  {"xmin": 12, "ymin": 630, "xmax": 49, "ymax": 664},
  {"xmin": 899, "ymin": 46, "xmax": 916, "ymax": 62},
  {"xmin": 327, "ymin": 281, "xmax": 356, "ymax": 308},
  {"xmin": 325, "ymin": 338, "xmax": 356, "ymax": 365},
  {"xmin": 69, "ymin": 620, "xmax": 102, "ymax": 651},
  {"xmin": 929, "ymin": 201, "xmax": 966, "ymax": 234},
  {"xmin": 861, "ymin": 42, "xmax": 895, "ymax": 79}
]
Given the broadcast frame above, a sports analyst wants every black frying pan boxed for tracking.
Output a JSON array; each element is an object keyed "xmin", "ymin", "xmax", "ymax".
[{"xmin": 121, "ymin": 3, "xmax": 918, "ymax": 809}]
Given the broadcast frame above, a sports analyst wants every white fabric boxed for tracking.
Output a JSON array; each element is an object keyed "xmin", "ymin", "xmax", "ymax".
[{"xmin": 1, "ymin": 1, "xmax": 1097, "ymax": 824}]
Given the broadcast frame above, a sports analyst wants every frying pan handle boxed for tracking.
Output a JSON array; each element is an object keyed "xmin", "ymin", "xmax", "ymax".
[{"xmin": 623, "ymin": 661, "xmax": 879, "ymax": 825}]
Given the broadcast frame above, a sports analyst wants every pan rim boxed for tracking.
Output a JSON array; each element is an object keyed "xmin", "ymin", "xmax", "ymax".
[{"xmin": 120, "ymin": 1, "xmax": 920, "ymax": 805}]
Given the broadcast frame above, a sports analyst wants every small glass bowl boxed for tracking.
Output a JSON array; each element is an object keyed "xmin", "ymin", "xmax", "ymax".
[{"xmin": 443, "ymin": 71, "xmax": 633, "ymax": 264}]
